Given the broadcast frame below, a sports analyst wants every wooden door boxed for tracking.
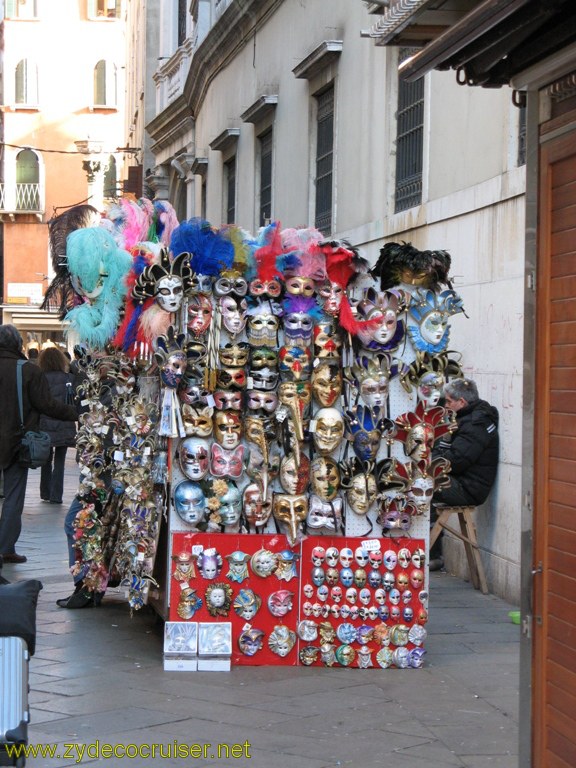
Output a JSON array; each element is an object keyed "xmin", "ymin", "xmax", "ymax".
[{"xmin": 533, "ymin": 125, "xmax": 576, "ymax": 767}]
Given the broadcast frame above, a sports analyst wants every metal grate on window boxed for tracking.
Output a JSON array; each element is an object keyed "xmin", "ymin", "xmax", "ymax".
[
  {"xmin": 395, "ymin": 48, "xmax": 424, "ymax": 213},
  {"xmin": 259, "ymin": 130, "xmax": 273, "ymax": 227},
  {"xmin": 225, "ymin": 157, "xmax": 236, "ymax": 224},
  {"xmin": 517, "ymin": 104, "xmax": 526, "ymax": 166},
  {"xmin": 178, "ymin": 0, "xmax": 187, "ymax": 47},
  {"xmin": 315, "ymin": 87, "xmax": 334, "ymax": 235}
]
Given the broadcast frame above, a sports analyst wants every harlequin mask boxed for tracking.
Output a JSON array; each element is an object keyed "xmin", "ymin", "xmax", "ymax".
[
  {"xmin": 216, "ymin": 367, "xmax": 247, "ymax": 390},
  {"xmin": 278, "ymin": 381, "xmax": 312, "ymax": 442},
  {"xmin": 249, "ymin": 277, "xmax": 282, "ymax": 298},
  {"xmin": 219, "ymin": 295, "xmax": 248, "ymax": 336},
  {"xmin": 155, "ymin": 275, "xmax": 184, "ymax": 313},
  {"xmin": 173, "ymin": 480, "xmax": 206, "ymax": 525},
  {"xmin": 179, "ymin": 437, "xmax": 210, "ymax": 480},
  {"xmin": 377, "ymin": 498, "xmax": 415, "ymax": 532},
  {"xmin": 210, "ymin": 444, "xmax": 245, "ymax": 478},
  {"xmin": 246, "ymin": 390, "xmax": 278, "ymax": 414},
  {"xmin": 225, "ymin": 551, "xmax": 250, "ymax": 583},
  {"xmin": 313, "ymin": 408, "xmax": 345, "ymax": 455},
  {"xmin": 249, "ymin": 347, "xmax": 279, "ymax": 370},
  {"xmin": 186, "ymin": 294, "xmax": 213, "ymax": 337},
  {"xmin": 233, "ymin": 588, "xmax": 262, "ymax": 620},
  {"xmin": 279, "ymin": 452, "xmax": 310, "ymax": 494},
  {"xmin": 312, "ymin": 363, "xmax": 342, "ymax": 407},
  {"xmin": 268, "ymin": 625, "xmax": 296, "ymax": 657},
  {"xmin": 238, "ymin": 628, "xmax": 265, "ymax": 656},
  {"xmin": 242, "ymin": 483, "xmax": 273, "ymax": 528},
  {"xmin": 219, "ymin": 342, "xmax": 250, "ymax": 368},
  {"xmin": 313, "ymin": 321, "xmax": 342, "ymax": 360},
  {"xmin": 273, "ymin": 493, "xmax": 308, "ymax": 545},
  {"xmin": 283, "ymin": 312, "xmax": 314, "ymax": 348},
  {"xmin": 160, "ymin": 351, "xmax": 187, "ymax": 388},
  {"xmin": 279, "ymin": 346, "xmax": 312, "ymax": 381},
  {"xmin": 268, "ymin": 590, "xmax": 294, "ymax": 617},
  {"xmin": 310, "ymin": 456, "xmax": 340, "ymax": 501},
  {"xmin": 197, "ymin": 548, "xmax": 222, "ymax": 579},
  {"xmin": 182, "ymin": 404, "xmax": 213, "ymax": 437},
  {"xmin": 213, "ymin": 390, "xmax": 243, "ymax": 411},
  {"xmin": 344, "ymin": 405, "xmax": 392, "ymax": 463},
  {"xmin": 317, "ymin": 280, "xmax": 344, "ymax": 316},
  {"xmin": 213, "ymin": 410, "xmax": 243, "ymax": 449},
  {"xmin": 407, "ymin": 288, "xmax": 464, "ymax": 353},
  {"xmin": 355, "ymin": 288, "xmax": 407, "ymax": 351},
  {"xmin": 247, "ymin": 311, "xmax": 279, "ymax": 346},
  {"xmin": 417, "ymin": 371, "xmax": 444, "ymax": 407},
  {"xmin": 214, "ymin": 274, "xmax": 248, "ymax": 298},
  {"xmin": 405, "ymin": 423, "xmax": 435, "ymax": 462}
]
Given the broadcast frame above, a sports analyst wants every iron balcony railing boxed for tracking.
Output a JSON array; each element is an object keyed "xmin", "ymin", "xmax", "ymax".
[{"xmin": 0, "ymin": 183, "xmax": 44, "ymax": 213}]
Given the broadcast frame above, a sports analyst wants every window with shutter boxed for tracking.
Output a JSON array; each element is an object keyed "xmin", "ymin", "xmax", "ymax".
[{"xmin": 314, "ymin": 86, "xmax": 334, "ymax": 236}]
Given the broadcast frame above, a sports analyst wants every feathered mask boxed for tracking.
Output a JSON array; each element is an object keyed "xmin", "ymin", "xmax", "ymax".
[{"xmin": 370, "ymin": 241, "xmax": 453, "ymax": 291}]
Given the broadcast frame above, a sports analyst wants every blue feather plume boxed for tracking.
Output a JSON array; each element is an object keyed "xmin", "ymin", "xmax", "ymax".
[{"xmin": 170, "ymin": 218, "xmax": 234, "ymax": 276}]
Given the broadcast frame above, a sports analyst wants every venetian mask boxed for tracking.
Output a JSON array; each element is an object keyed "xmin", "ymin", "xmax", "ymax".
[
  {"xmin": 268, "ymin": 625, "xmax": 296, "ymax": 657},
  {"xmin": 205, "ymin": 582, "xmax": 233, "ymax": 617},
  {"xmin": 279, "ymin": 346, "xmax": 312, "ymax": 381},
  {"xmin": 186, "ymin": 294, "xmax": 213, "ymax": 337},
  {"xmin": 173, "ymin": 480, "xmax": 206, "ymax": 526},
  {"xmin": 213, "ymin": 410, "xmax": 243, "ymax": 449},
  {"xmin": 246, "ymin": 390, "xmax": 278, "ymax": 414},
  {"xmin": 250, "ymin": 346, "xmax": 279, "ymax": 370},
  {"xmin": 307, "ymin": 495, "xmax": 343, "ymax": 531},
  {"xmin": 176, "ymin": 587, "xmax": 202, "ymax": 620},
  {"xmin": 233, "ymin": 588, "xmax": 262, "ymax": 620},
  {"xmin": 216, "ymin": 481, "xmax": 243, "ymax": 526},
  {"xmin": 213, "ymin": 390, "xmax": 243, "ymax": 411},
  {"xmin": 238, "ymin": 628, "xmax": 265, "ymax": 656},
  {"xmin": 249, "ymin": 277, "xmax": 282, "ymax": 298},
  {"xmin": 310, "ymin": 456, "xmax": 340, "ymax": 501},
  {"xmin": 219, "ymin": 342, "xmax": 250, "ymax": 368},
  {"xmin": 312, "ymin": 363, "xmax": 342, "ymax": 407},
  {"xmin": 273, "ymin": 494, "xmax": 308, "ymax": 545},
  {"xmin": 278, "ymin": 381, "xmax": 312, "ymax": 443},
  {"xmin": 225, "ymin": 551, "xmax": 250, "ymax": 583},
  {"xmin": 209, "ymin": 443, "xmax": 245, "ymax": 478},
  {"xmin": 189, "ymin": 273, "xmax": 213, "ymax": 295},
  {"xmin": 155, "ymin": 275, "xmax": 184, "ymax": 313},
  {"xmin": 268, "ymin": 590, "xmax": 294, "ymax": 618},
  {"xmin": 214, "ymin": 274, "xmax": 248, "ymax": 298},
  {"xmin": 417, "ymin": 371, "xmax": 444, "ymax": 407},
  {"xmin": 279, "ymin": 452, "xmax": 310, "ymax": 494},
  {"xmin": 216, "ymin": 367, "xmax": 247, "ymax": 390},
  {"xmin": 405, "ymin": 423, "xmax": 435, "ymax": 462},
  {"xmin": 346, "ymin": 472, "xmax": 378, "ymax": 515},
  {"xmin": 283, "ymin": 312, "xmax": 314, "ymax": 348},
  {"xmin": 313, "ymin": 408, "xmax": 345, "ymax": 455},
  {"xmin": 178, "ymin": 437, "xmax": 210, "ymax": 480},
  {"xmin": 219, "ymin": 295, "xmax": 248, "ymax": 336},
  {"xmin": 178, "ymin": 379, "xmax": 209, "ymax": 407},
  {"xmin": 247, "ymin": 311, "xmax": 279, "ymax": 347},
  {"xmin": 408, "ymin": 475, "xmax": 434, "ymax": 514},
  {"xmin": 251, "ymin": 548, "xmax": 278, "ymax": 578},
  {"xmin": 313, "ymin": 321, "xmax": 342, "ymax": 360},
  {"xmin": 250, "ymin": 368, "xmax": 279, "ymax": 391},
  {"xmin": 197, "ymin": 548, "xmax": 223, "ymax": 579},
  {"xmin": 182, "ymin": 404, "xmax": 214, "ymax": 437},
  {"xmin": 317, "ymin": 280, "xmax": 344, "ymax": 316},
  {"xmin": 160, "ymin": 351, "xmax": 187, "ymax": 388},
  {"xmin": 360, "ymin": 376, "xmax": 389, "ymax": 409},
  {"xmin": 242, "ymin": 483, "xmax": 273, "ymax": 528},
  {"xmin": 285, "ymin": 276, "xmax": 315, "ymax": 297}
]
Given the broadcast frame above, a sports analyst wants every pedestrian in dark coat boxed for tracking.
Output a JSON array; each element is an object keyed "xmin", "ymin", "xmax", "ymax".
[
  {"xmin": 429, "ymin": 377, "xmax": 499, "ymax": 570},
  {"xmin": 0, "ymin": 325, "xmax": 77, "ymax": 563},
  {"xmin": 38, "ymin": 347, "xmax": 77, "ymax": 505}
]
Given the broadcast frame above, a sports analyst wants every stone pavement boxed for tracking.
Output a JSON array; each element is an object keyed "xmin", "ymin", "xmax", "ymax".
[{"xmin": 2, "ymin": 458, "xmax": 521, "ymax": 768}]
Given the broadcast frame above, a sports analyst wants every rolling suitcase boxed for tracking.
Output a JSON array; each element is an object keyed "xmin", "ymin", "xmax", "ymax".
[{"xmin": 0, "ymin": 636, "xmax": 29, "ymax": 767}]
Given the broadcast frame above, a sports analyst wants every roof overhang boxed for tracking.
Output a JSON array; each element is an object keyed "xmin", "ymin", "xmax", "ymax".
[{"xmin": 365, "ymin": 0, "xmax": 576, "ymax": 88}]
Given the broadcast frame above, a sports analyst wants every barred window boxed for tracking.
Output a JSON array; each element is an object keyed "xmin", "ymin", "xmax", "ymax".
[
  {"xmin": 395, "ymin": 48, "xmax": 424, "ymax": 213},
  {"xmin": 225, "ymin": 156, "xmax": 236, "ymax": 224},
  {"xmin": 259, "ymin": 129, "xmax": 273, "ymax": 227},
  {"xmin": 315, "ymin": 86, "xmax": 334, "ymax": 235}
]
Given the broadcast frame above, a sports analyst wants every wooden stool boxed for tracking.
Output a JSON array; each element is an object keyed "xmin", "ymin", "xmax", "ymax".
[{"xmin": 430, "ymin": 505, "xmax": 489, "ymax": 594}]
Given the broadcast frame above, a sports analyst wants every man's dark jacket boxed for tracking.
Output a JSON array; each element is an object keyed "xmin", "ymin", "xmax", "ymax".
[
  {"xmin": 433, "ymin": 398, "xmax": 499, "ymax": 505},
  {"xmin": 0, "ymin": 347, "xmax": 78, "ymax": 468}
]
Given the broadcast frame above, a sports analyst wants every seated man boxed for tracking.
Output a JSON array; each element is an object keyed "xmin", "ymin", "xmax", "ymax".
[{"xmin": 430, "ymin": 377, "xmax": 499, "ymax": 570}]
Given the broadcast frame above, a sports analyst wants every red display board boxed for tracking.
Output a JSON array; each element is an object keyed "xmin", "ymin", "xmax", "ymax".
[
  {"xmin": 169, "ymin": 532, "xmax": 300, "ymax": 666},
  {"xmin": 168, "ymin": 532, "xmax": 427, "ymax": 668}
]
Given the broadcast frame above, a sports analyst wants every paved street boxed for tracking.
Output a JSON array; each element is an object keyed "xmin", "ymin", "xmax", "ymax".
[{"xmin": 2, "ymin": 458, "xmax": 521, "ymax": 768}]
